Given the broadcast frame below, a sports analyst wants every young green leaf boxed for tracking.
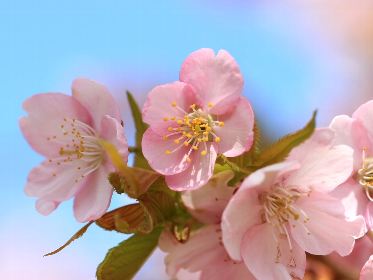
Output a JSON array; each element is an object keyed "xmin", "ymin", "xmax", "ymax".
[
  {"xmin": 126, "ymin": 91, "xmax": 150, "ymax": 169},
  {"xmin": 254, "ymin": 111, "xmax": 317, "ymax": 167},
  {"xmin": 96, "ymin": 227, "xmax": 162, "ymax": 280},
  {"xmin": 44, "ymin": 221, "xmax": 93, "ymax": 256}
]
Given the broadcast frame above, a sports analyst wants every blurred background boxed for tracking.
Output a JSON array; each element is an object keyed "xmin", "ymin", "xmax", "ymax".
[{"xmin": 2, "ymin": 0, "xmax": 373, "ymax": 279}]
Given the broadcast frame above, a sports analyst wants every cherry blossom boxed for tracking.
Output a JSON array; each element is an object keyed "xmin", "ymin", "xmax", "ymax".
[
  {"xmin": 330, "ymin": 100, "xmax": 373, "ymax": 230},
  {"xmin": 142, "ymin": 48, "xmax": 254, "ymax": 191},
  {"xmin": 20, "ymin": 79, "xmax": 128, "ymax": 222},
  {"xmin": 221, "ymin": 129, "xmax": 366, "ymax": 280}
]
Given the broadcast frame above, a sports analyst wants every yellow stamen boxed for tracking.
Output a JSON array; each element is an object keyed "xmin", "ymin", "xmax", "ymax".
[
  {"xmin": 171, "ymin": 101, "xmax": 177, "ymax": 107},
  {"xmin": 165, "ymin": 150, "xmax": 171, "ymax": 155},
  {"xmin": 201, "ymin": 150, "xmax": 207, "ymax": 156},
  {"xmin": 208, "ymin": 102, "xmax": 213, "ymax": 108},
  {"xmin": 215, "ymin": 137, "xmax": 221, "ymax": 143},
  {"xmin": 163, "ymin": 117, "xmax": 169, "ymax": 121}
]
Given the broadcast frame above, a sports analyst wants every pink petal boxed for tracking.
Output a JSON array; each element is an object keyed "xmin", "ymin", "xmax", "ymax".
[
  {"xmin": 214, "ymin": 97, "xmax": 254, "ymax": 157},
  {"xmin": 366, "ymin": 203, "xmax": 373, "ymax": 231},
  {"xmin": 142, "ymin": 81, "xmax": 196, "ymax": 132},
  {"xmin": 165, "ymin": 143, "xmax": 218, "ymax": 191},
  {"xmin": 160, "ymin": 225, "xmax": 254, "ymax": 280},
  {"xmin": 25, "ymin": 160, "xmax": 85, "ymax": 201},
  {"xmin": 330, "ymin": 179, "xmax": 368, "ymax": 219},
  {"xmin": 72, "ymin": 78, "xmax": 120, "ymax": 129},
  {"xmin": 330, "ymin": 114, "xmax": 370, "ymax": 169},
  {"xmin": 353, "ymin": 100, "xmax": 373, "ymax": 144},
  {"xmin": 361, "ymin": 255, "xmax": 373, "ymax": 280},
  {"xmin": 180, "ymin": 48, "xmax": 243, "ymax": 115},
  {"xmin": 240, "ymin": 161, "xmax": 300, "ymax": 192},
  {"xmin": 221, "ymin": 187, "xmax": 262, "ymax": 261},
  {"xmin": 241, "ymin": 223, "xmax": 306, "ymax": 280},
  {"xmin": 291, "ymin": 191, "xmax": 366, "ymax": 256},
  {"xmin": 100, "ymin": 115, "xmax": 129, "ymax": 167},
  {"xmin": 142, "ymin": 128, "xmax": 190, "ymax": 175},
  {"xmin": 182, "ymin": 170, "xmax": 235, "ymax": 224},
  {"xmin": 73, "ymin": 166, "xmax": 113, "ymax": 222},
  {"xmin": 35, "ymin": 198, "xmax": 59, "ymax": 216},
  {"xmin": 20, "ymin": 93, "xmax": 91, "ymax": 157},
  {"xmin": 287, "ymin": 129, "xmax": 354, "ymax": 193}
]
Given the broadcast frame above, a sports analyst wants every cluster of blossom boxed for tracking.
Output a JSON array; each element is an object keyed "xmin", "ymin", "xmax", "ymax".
[{"xmin": 20, "ymin": 49, "xmax": 373, "ymax": 279}]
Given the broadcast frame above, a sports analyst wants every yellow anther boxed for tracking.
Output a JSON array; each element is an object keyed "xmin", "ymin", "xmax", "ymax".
[
  {"xmin": 215, "ymin": 137, "xmax": 221, "ymax": 143},
  {"xmin": 201, "ymin": 150, "xmax": 207, "ymax": 156},
  {"xmin": 184, "ymin": 141, "xmax": 189, "ymax": 146},
  {"xmin": 168, "ymin": 127, "xmax": 174, "ymax": 132},
  {"xmin": 219, "ymin": 121, "xmax": 225, "ymax": 127},
  {"xmin": 192, "ymin": 146, "xmax": 199, "ymax": 150},
  {"xmin": 208, "ymin": 102, "xmax": 214, "ymax": 108},
  {"xmin": 174, "ymin": 139, "xmax": 180, "ymax": 144},
  {"xmin": 186, "ymin": 133, "xmax": 193, "ymax": 138},
  {"xmin": 177, "ymin": 120, "xmax": 183, "ymax": 125},
  {"xmin": 203, "ymin": 131, "xmax": 209, "ymax": 136},
  {"xmin": 163, "ymin": 117, "xmax": 169, "ymax": 121},
  {"xmin": 206, "ymin": 126, "xmax": 212, "ymax": 132},
  {"xmin": 203, "ymin": 137, "xmax": 208, "ymax": 142},
  {"xmin": 171, "ymin": 117, "xmax": 176, "ymax": 121},
  {"xmin": 165, "ymin": 150, "xmax": 171, "ymax": 155},
  {"xmin": 171, "ymin": 101, "xmax": 177, "ymax": 107},
  {"xmin": 163, "ymin": 135, "xmax": 168, "ymax": 140},
  {"xmin": 186, "ymin": 156, "xmax": 192, "ymax": 163}
]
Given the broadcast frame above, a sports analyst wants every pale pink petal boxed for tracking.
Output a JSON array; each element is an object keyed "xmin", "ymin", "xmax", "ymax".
[
  {"xmin": 222, "ymin": 188, "xmax": 262, "ymax": 261},
  {"xmin": 100, "ymin": 115, "xmax": 129, "ymax": 166},
  {"xmin": 20, "ymin": 93, "xmax": 91, "ymax": 157},
  {"xmin": 73, "ymin": 167, "xmax": 113, "ymax": 222},
  {"xmin": 330, "ymin": 114, "xmax": 370, "ymax": 169},
  {"xmin": 142, "ymin": 128, "xmax": 190, "ymax": 175},
  {"xmin": 214, "ymin": 97, "xmax": 254, "ymax": 157},
  {"xmin": 286, "ymin": 129, "xmax": 353, "ymax": 193},
  {"xmin": 72, "ymin": 78, "xmax": 120, "ymax": 129},
  {"xmin": 25, "ymin": 160, "xmax": 85, "ymax": 201},
  {"xmin": 291, "ymin": 191, "xmax": 366, "ymax": 256},
  {"xmin": 35, "ymin": 198, "xmax": 59, "ymax": 216},
  {"xmin": 241, "ymin": 223, "xmax": 305, "ymax": 280},
  {"xmin": 165, "ymin": 143, "xmax": 217, "ymax": 191},
  {"xmin": 182, "ymin": 170, "xmax": 235, "ymax": 224},
  {"xmin": 353, "ymin": 100, "xmax": 373, "ymax": 144},
  {"xmin": 142, "ymin": 81, "xmax": 196, "ymax": 132},
  {"xmin": 180, "ymin": 48, "xmax": 243, "ymax": 115},
  {"xmin": 360, "ymin": 255, "xmax": 373, "ymax": 280},
  {"xmin": 161, "ymin": 225, "xmax": 223, "ymax": 277},
  {"xmin": 366, "ymin": 203, "xmax": 373, "ymax": 230},
  {"xmin": 330, "ymin": 179, "xmax": 368, "ymax": 219},
  {"xmin": 240, "ymin": 161, "xmax": 300, "ymax": 193},
  {"xmin": 160, "ymin": 225, "xmax": 254, "ymax": 280}
]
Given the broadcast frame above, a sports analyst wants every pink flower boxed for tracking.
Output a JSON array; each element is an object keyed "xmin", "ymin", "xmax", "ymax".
[
  {"xmin": 142, "ymin": 48, "xmax": 254, "ymax": 191},
  {"xmin": 159, "ymin": 170, "xmax": 255, "ymax": 279},
  {"xmin": 361, "ymin": 255, "xmax": 373, "ymax": 280},
  {"xmin": 20, "ymin": 79, "xmax": 128, "ymax": 222},
  {"xmin": 330, "ymin": 100, "xmax": 373, "ymax": 230},
  {"xmin": 221, "ymin": 129, "xmax": 366, "ymax": 280}
]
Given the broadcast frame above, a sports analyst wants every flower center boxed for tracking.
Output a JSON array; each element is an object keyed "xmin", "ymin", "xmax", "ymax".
[
  {"xmin": 358, "ymin": 149, "xmax": 373, "ymax": 201},
  {"xmin": 261, "ymin": 186, "xmax": 310, "ymax": 250},
  {"xmin": 162, "ymin": 102, "xmax": 224, "ymax": 162},
  {"xmin": 47, "ymin": 117, "xmax": 104, "ymax": 183}
]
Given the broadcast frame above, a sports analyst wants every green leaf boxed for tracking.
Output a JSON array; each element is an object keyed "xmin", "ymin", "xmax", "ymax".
[
  {"xmin": 44, "ymin": 222, "xmax": 93, "ymax": 256},
  {"xmin": 96, "ymin": 227, "xmax": 162, "ymax": 280},
  {"xmin": 108, "ymin": 167, "xmax": 160, "ymax": 198},
  {"xmin": 126, "ymin": 91, "xmax": 150, "ymax": 169},
  {"xmin": 254, "ymin": 111, "xmax": 317, "ymax": 167},
  {"xmin": 96, "ymin": 204, "xmax": 154, "ymax": 234}
]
